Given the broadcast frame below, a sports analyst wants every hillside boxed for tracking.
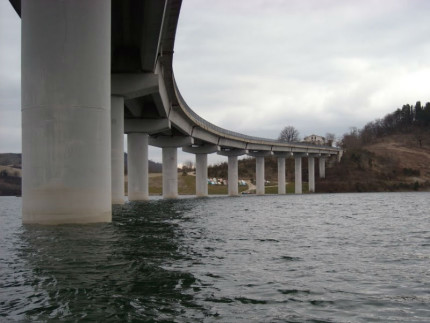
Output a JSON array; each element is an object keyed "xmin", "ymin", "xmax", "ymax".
[
  {"xmin": 0, "ymin": 153, "xmax": 21, "ymax": 167},
  {"xmin": 366, "ymin": 133, "xmax": 430, "ymax": 180},
  {"xmin": 318, "ymin": 130, "xmax": 430, "ymax": 192}
]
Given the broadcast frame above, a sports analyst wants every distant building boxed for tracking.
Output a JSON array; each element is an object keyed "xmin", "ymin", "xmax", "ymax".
[{"xmin": 303, "ymin": 134, "xmax": 325, "ymax": 145}]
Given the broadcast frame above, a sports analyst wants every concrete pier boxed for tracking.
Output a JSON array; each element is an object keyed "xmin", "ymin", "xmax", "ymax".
[
  {"xmin": 127, "ymin": 133, "xmax": 149, "ymax": 201},
  {"xmin": 217, "ymin": 149, "xmax": 247, "ymax": 196},
  {"xmin": 151, "ymin": 136, "xmax": 194, "ymax": 199},
  {"xmin": 111, "ymin": 96, "xmax": 125, "ymax": 204},
  {"xmin": 248, "ymin": 151, "xmax": 272, "ymax": 195},
  {"xmin": 228, "ymin": 156, "xmax": 239, "ymax": 196},
  {"xmin": 21, "ymin": 0, "xmax": 112, "ymax": 224},
  {"xmin": 256, "ymin": 156, "xmax": 265, "ymax": 195},
  {"xmin": 308, "ymin": 156, "xmax": 315, "ymax": 193},
  {"xmin": 277, "ymin": 157, "xmax": 286, "ymax": 194},
  {"xmin": 319, "ymin": 157, "xmax": 326, "ymax": 179},
  {"xmin": 162, "ymin": 147, "xmax": 178, "ymax": 199},
  {"xmin": 183, "ymin": 144, "xmax": 218, "ymax": 197},
  {"xmin": 295, "ymin": 156, "xmax": 302, "ymax": 194},
  {"xmin": 195, "ymin": 154, "xmax": 208, "ymax": 197}
]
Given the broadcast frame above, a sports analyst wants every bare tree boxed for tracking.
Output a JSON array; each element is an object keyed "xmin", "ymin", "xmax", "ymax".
[
  {"xmin": 182, "ymin": 160, "xmax": 194, "ymax": 172},
  {"xmin": 278, "ymin": 126, "xmax": 300, "ymax": 142},
  {"xmin": 325, "ymin": 132, "xmax": 336, "ymax": 146}
]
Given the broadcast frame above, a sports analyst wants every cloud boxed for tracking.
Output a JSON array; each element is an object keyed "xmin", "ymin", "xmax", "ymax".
[
  {"xmin": 0, "ymin": 1, "xmax": 21, "ymax": 153},
  {"xmin": 2, "ymin": 1, "xmax": 430, "ymax": 165},
  {"xmin": 174, "ymin": 0, "xmax": 430, "ymax": 148}
]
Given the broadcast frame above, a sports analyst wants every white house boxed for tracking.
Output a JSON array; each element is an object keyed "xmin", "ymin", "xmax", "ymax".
[{"xmin": 303, "ymin": 134, "xmax": 325, "ymax": 145}]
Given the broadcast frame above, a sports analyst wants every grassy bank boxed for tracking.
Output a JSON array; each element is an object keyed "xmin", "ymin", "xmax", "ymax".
[{"xmin": 126, "ymin": 174, "xmax": 249, "ymax": 196}]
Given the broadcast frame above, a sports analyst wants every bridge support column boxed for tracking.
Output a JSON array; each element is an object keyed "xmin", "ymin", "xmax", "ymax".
[
  {"xmin": 182, "ymin": 144, "xmax": 218, "ymax": 197},
  {"xmin": 256, "ymin": 156, "xmax": 265, "ymax": 195},
  {"xmin": 277, "ymin": 157, "xmax": 286, "ymax": 194},
  {"xmin": 127, "ymin": 133, "xmax": 149, "ymax": 201},
  {"xmin": 319, "ymin": 157, "xmax": 326, "ymax": 179},
  {"xmin": 196, "ymin": 154, "xmax": 208, "ymax": 197},
  {"xmin": 111, "ymin": 96, "xmax": 125, "ymax": 204},
  {"xmin": 217, "ymin": 148, "xmax": 247, "ymax": 196},
  {"xmin": 21, "ymin": 1, "xmax": 111, "ymax": 224},
  {"xmin": 248, "ymin": 150, "xmax": 272, "ymax": 195},
  {"xmin": 295, "ymin": 156, "xmax": 302, "ymax": 194},
  {"xmin": 308, "ymin": 156, "xmax": 315, "ymax": 193},
  {"xmin": 150, "ymin": 136, "xmax": 194, "ymax": 199},
  {"xmin": 162, "ymin": 147, "xmax": 178, "ymax": 199},
  {"xmin": 228, "ymin": 156, "xmax": 239, "ymax": 196}
]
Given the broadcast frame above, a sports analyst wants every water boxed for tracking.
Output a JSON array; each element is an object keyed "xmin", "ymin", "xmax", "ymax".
[{"xmin": 1, "ymin": 193, "xmax": 429, "ymax": 322}]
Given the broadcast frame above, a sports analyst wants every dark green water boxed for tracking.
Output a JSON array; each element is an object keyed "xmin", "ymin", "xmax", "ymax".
[{"xmin": 1, "ymin": 193, "xmax": 429, "ymax": 322}]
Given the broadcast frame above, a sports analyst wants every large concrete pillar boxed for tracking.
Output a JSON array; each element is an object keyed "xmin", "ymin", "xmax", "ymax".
[
  {"xmin": 256, "ymin": 156, "xmax": 265, "ymax": 195},
  {"xmin": 111, "ymin": 96, "xmax": 125, "ymax": 204},
  {"xmin": 196, "ymin": 154, "xmax": 208, "ymax": 197},
  {"xmin": 295, "ymin": 156, "xmax": 302, "ymax": 194},
  {"xmin": 277, "ymin": 157, "xmax": 286, "ymax": 194},
  {"xmin": 127, "ymin": 133, "xmax": 149, "ymax": 201},
  {"xmin": 162, "ymin": 147, "xmax": 178, "ymax": 199},
  {"xmin": 21, "ymin": 1, "xmax": 111, "ymax": 224},
  {"xmin": 228, "ymin": 156, "xmax": 239, "ymax": 196},
  {"xmin": 319, "ymin": 157, "xmax": 326, "ymax": 179},
  {"xmin": 308, "ymin": 156, "xmax": 315, "ymax": 193}
]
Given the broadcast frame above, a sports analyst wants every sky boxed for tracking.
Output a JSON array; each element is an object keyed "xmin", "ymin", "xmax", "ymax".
[{"xmin": 1, "ymin": 0, "xmax": 430, "ymax": 165}]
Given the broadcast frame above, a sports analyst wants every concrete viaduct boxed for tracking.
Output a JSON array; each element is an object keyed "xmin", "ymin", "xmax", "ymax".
[{"xmin": 9, "ymin": 0, "xmax": 342, "ymax": 224}]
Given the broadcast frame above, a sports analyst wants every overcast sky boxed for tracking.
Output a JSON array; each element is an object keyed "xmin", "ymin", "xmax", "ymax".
[{"xmin": 1, "ymin": 0, "xmax": 430, "ymax": 165}]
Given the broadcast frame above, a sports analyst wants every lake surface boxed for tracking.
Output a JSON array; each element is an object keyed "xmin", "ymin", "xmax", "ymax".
[{"xmin": 1, "ymin": 192, "xmax": 429, "ymax": 322}]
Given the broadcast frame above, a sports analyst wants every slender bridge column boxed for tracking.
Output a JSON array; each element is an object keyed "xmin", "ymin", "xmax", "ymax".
[
  {"xmin": 308, "ymin": 155, "xmax": 315, "ymax": 193},
  {"xmin": 255, "ymin": 157, "xmax": 265, "ymax": 195},
  {"xmin": 277, "ymin": 157, "xmax": 286, "ymax": 194},
  {"xmin": 127, "ymin": 133, "xmax": 149, "ymax": 201},
  {"xmin": 319, "ymin": 156, "xmax": 326, "ymax": 179},
  {"xmin": 162, "ymin": 147, "xmax": 178, "ymax": 199},
  {"xmin": 21, "ymin": 1, "xmax": 111, "ymax": 224},
  {"xmin": 124, "ymin": 119, "xmax": 171, "ymax": 201},
  {"xmin": 294, "ymin": 153, "xmax": 306, "ymax": 194},
  {"xmin": 150, "ymin": 136, "xmax": 194, "ymax": 199},
  {"xmin": 228, "ymin": 156, "xmax": 239, "ymax": 196},
  {"xmin": 111, "ymin": 96, "xmax": 125, "ymax": 204},
  {"xmin": 217, "ymin": 149, "xmax": 247, "ymax": 196},
  {"xmin": 183, "ymin": 144, "xmax": 218, "ymax": 197},
  {"xmin": 274, "ymin": 152, "xmax": 292, "ymax": 195},
  {"xmin": 195, "ymin": 154, "xmax": 208, "ymax": 197},
  {"xmin": 248, "ymin": 151, "xmax": 272, "ymax": 195}
]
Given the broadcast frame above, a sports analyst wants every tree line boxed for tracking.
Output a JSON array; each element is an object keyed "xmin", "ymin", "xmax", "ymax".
[{"xmin": 340, "ymin": 101, "xmax": 430, "ymax": 148}]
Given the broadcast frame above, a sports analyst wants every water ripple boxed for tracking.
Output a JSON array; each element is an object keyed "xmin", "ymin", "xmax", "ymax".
[{"xmin": 1, "ymin": 192, "xmax": 429, "ymax": 322}]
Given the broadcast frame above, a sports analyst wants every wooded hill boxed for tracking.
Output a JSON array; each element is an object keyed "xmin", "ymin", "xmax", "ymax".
[{"xmin": 319, "ymin": 101, "xmax": 430, "ymax": 192}]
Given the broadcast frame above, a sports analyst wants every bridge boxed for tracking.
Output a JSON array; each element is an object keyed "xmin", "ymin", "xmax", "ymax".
[{"xmin": 9, "ymin": 0, "xmax": 342, "ymax": 224}]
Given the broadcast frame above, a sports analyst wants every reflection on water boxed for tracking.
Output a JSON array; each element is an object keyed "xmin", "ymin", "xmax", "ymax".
[
  {"xmin": 1, "ymin": 200, "xmax": 209, "ymax": 321},
  {"xmin": 1, "ymin": 193, "xmax": 429, "ymax": 322}
]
